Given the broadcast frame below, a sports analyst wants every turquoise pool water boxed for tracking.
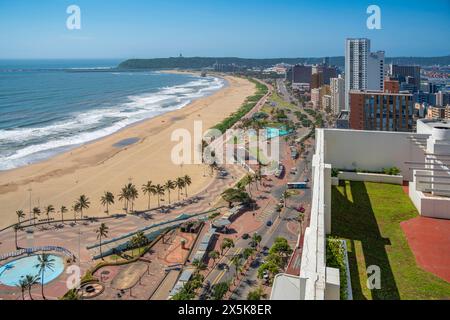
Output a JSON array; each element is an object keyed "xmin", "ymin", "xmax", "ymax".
[
  {"xmin": 0, "ymin": 254, "xmax": 65, "ymax": 287},
  {"xmin": 265, "ymin": 127, "xmax": 292, "ymax": 139}
]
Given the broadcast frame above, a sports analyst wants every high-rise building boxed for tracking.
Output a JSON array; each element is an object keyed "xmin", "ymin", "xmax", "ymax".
[
  {"xmin": 389, "ymin": 64, "xmax": 421, "ymax": 92},
  {"xmin": 349, "ymin": 90, "xmax": 414, "ymax": 131},
  {"xmin": 313, "ymin": 64, "xmax": 337, "ymax": 86},
  {"xmin": 345, "ymin": 38, "xmax": 386, "ymax": 110},
  {"xmin": 311, "ymin": 88, "xmax": 321, "ymax": 109},
  {"xmin": 435, "ymin": 91, "xmax": 450, "ymax": 107},
  {"xmin": 292, "ymin": 64, "xmax": 312, "ymax": 85},
  {"xmin": 322, "ymin": 95, "xmax": 332, "ymax": 113},
  {"xmin": 311, "ymin": 71, "xmax": 323, "ymax": 89},
  {"xmin": 345, "ymin": 38, "xmax": 370, "ymax": 109},
  {"xmin": 367, "ymin": 51, "xmax": 385, "ymax": 91},
  {"xmin": 330, "ymin": 75, "xmax": 345, "ymax": 114}
]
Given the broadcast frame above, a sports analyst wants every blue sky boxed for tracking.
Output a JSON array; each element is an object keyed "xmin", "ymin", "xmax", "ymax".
[{"xmin": 0, "ymin": 0, "xmax": 449, "ymax": 59}]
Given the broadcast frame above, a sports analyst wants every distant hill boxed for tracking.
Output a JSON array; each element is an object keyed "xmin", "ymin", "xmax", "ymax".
[{"xmin": 118, "ymin": 55, "xmax": 450, "ymax": 70}]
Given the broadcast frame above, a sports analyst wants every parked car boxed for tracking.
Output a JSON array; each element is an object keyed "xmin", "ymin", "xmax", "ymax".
[
  {"xmin": 296, "ymin": 206, "xmax": 306, "ymax": 213},
  {"xmin": 274, "ymin": 164, "xmax": 285, "ymax": 178},
  {"xmin": 242, "ymin": 233, "xmax": 250, "ymax": 240}
]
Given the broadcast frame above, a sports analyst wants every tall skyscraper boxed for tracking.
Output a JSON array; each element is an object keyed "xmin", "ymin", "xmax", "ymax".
[
  {"xmin": 330, "ymin": 75, "xmax": 345, "ymax": 114},
  {"xmin": 345, "ymin": 38, "xmax": 386, "ymax": 110},
  {"xmin": 345, "ymin": 38, "xmax": 370, "ymax": 109}
]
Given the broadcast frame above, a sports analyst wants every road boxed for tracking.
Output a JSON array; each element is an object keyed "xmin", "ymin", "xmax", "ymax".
[{"xmin": 196, "ymin": 78, "xmax": 315, "ymax": 300}]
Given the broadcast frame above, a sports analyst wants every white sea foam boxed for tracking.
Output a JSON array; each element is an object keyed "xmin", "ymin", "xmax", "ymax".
[{"xmin": 0, "ymin": 76, "xmax": 225, "ymax": 170}]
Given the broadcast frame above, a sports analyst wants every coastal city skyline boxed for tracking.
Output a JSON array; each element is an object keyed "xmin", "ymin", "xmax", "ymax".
[{"xmin": 0, "ymin": 0, "xmax": 449, "ymax": 59}]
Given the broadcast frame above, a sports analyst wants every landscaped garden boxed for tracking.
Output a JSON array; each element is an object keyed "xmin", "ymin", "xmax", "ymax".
[{"xmin": 331, "ymin": 181, "xmax": 450, "ymax": 300}]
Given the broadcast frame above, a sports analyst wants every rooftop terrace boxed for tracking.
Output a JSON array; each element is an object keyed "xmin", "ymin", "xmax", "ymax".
[{"xmin": 331, "ymin": 181, "xmax": 450, "ymax": 299}]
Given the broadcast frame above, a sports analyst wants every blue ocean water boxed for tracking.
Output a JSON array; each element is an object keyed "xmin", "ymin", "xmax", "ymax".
[{"xmin": 0, "ymin": 60, "xmax": 225, "ymax": 170}]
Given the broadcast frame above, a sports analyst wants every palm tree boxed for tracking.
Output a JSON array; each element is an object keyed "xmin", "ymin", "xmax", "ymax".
[
  {"xmin": 142, "ymin": 181, "xmax": 156, "ymax": 210},
  {"xmin": 283, "ymin": 190, "xmax": 292, "ymax": 209},
  {"xmin": 154, "ymin": 184, "xmax": 165, "ymax": 207},
  {"xmin": 60, "ymin": 206, "xmax": 68, "ymax": 223},
  {"xmin": 34, "ymin": 253, "xmax": 55, "ymax": 300},
  {"xmin": 183, "ymin": 175, "xmax": 192, "ymax": 198},
  {"xmin": 244, "ymin": 174, "xmax": 254, "ymax": 197},
  {"xmin": 32, "ymin": 207, "xmax": 41, "ymax": 226},
  {"xmin": 118, "ymin": 186, "xmax": 130, "ymax": 213},
  {"xmin": 251, "ymin": 233, "xmax": 262, "ymax": 249},
  {"xmin": 96, "ymin": 223, "xmax": 109, "ymax": 260},
  {"xmin": 175, "ymin": 177, "xmax": 185, "ymax": 201},
  {"xmin": 208, "ymin": 250, "xmax": 220, "ymax": 265},
  {"xmin": 192, "ymin": 259, "xmax": 206, "ymax": 274},
  {"xmin": 164, "ymin": 180, "xmax": 176, "ymax": 204},
  {"xmin": 128, "ymin": 184, "xmax": 139, "ymax": 212},
  {"xmin": 129, "ymin": 231, "xmax": 148, "ymax": 256},
  {"xmin": 243, "ymin": 247, "xmax": 256, "ymax": 261},
  {"xmin": 17, "ymin": 279, "xmax": 27, "ymax": 300},
  {"xmin": 16, "ymin": 210, "xmax": 25, "ymax": 225},
  {"xmin": 74, "ymin": 195, "xmax": 90, "ymax": 219},
  {"xmin": 231, "ymin": 254, "xmax": 243, "ymax": 283},
  {"xmin": 72, "ymin": 203, "xmax": 80, "ymax": 223},
  {"xmin": 13, "ymin": 224, "xmax": 20, "ymax": 249},
  {"xmin": 220, "ymin": 238, "xmax": 235, "ymax": 255},
  {"xmin": 298, "ymin": 212, "xmax": 305, "ymax": 247},
  {"xmin": 25, "ymin": 274, "xmax": 40, "ymax": 300},
  {"xmin": 100, "ymin": 191, "xmax": 114, "ymax": 214},
  {"xmin": 45, "ymin": 205, "xmax": 55, "ymax": 224}
]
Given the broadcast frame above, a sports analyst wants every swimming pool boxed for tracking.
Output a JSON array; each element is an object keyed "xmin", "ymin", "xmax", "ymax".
[
  {"xmin": 0, "ymin": 254, "xmax": 65, "ymax": 287},
  {"xmin": 265, "ymin": 127, "xmax": 292, "ymax": 139}
]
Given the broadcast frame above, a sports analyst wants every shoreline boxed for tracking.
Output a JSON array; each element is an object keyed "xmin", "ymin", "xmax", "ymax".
[
  {"xmin": 0, "ymin": 75, "xmax": 255, "ymax": 228},
  {"xmin": 0, "ymin": 71, "xmax": 226, "ymax": 172}
]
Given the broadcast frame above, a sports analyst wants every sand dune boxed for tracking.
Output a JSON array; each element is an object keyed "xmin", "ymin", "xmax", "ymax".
[{"xmin": 0, "ymin": 75, "xmax": 255, "ymax": 228}]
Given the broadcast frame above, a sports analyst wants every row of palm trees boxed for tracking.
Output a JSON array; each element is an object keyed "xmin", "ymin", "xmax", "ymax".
[{"xmin": 14, "ymin": 175, "xmax": 193, "ymax": 227}]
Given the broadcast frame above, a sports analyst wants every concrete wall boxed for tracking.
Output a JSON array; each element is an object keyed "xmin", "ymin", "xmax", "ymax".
[
  {"xmin": 322, "ymin": 129, "xmax": 426, "ymax": 181},
  {"xmin": 338, "ymin": 171, "xmax": 403, "ymax": 185}
]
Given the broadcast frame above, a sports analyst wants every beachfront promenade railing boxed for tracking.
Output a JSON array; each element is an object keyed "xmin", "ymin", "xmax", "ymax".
[
  {"xmin": 0, "ymin": 246, "xmax": 75, "ymax": 262},
  {"xmin": 87, "ymin": 207, "xmax": 225, "ymax": 260}
]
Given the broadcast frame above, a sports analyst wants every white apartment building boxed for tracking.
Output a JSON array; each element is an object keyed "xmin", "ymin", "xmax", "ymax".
[
  {"xmin": 345, "ymin": 38, "xmax": 370, "ymax": 109},
  {"xmin": 345, "ymin": 38, "xmax": 385, "ymax": 109},
  {"xmin": 330, "ymin": 75, "xmax": 345, "ymax": 114}
]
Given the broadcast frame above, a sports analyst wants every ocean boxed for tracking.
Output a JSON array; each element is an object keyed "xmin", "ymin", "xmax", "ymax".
[{"xmin": 0, "ymin": 60, "xmax": 225, "ymax": 171}]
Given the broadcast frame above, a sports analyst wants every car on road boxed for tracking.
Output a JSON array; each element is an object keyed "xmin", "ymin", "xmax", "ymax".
[
  {"xmin": 266, "ymin": 220, "xmax": 273, "ymax": 227},
  {"xmin": 217, "ymin": 263, "xmax": 229, "ymax": 270},
  {"xmin": 290, "ymin": 167, "xmax": 298, "ymax": 175},
  {"xmin": 242, "ymin": 233, "xmax": 250, "ymax": 240}
]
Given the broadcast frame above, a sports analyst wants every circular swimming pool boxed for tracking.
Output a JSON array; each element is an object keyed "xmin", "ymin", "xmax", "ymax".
[{"xmin": 0, "ymin": 254, "xmax": 65, "ymax": 287}]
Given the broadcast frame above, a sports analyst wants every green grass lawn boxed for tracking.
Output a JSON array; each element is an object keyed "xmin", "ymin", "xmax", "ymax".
[{"xmin": 332, "ymin": 181, "xmax": 450, "ymax": 300}]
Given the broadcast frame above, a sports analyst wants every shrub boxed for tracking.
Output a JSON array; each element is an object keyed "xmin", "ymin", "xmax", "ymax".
[{"xmin": 326, "ymin": 237, "xmax": 348, "ymax": 300}]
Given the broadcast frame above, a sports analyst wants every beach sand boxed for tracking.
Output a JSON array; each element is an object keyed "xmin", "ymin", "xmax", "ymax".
[{"xmin": 0, "ymin": 75, "xmax": 255, "ymax": 228}]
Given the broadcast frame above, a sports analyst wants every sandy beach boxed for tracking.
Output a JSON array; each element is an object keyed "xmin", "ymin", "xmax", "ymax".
[{"xmin": 0, "ymin": 75, "xmax": 255, "ymax": 228}]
